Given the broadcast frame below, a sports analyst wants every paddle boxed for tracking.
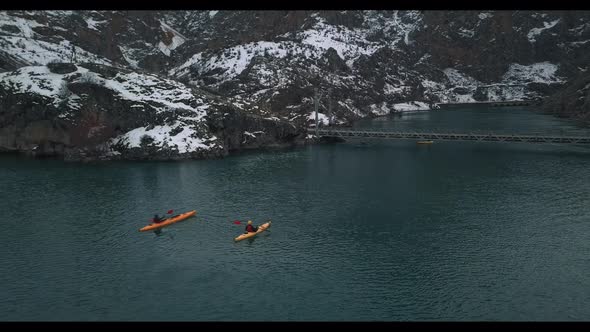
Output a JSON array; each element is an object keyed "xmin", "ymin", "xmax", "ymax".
[{"xmin": 232, "ymin": 219, "xmax": 270, "ymax": 225}]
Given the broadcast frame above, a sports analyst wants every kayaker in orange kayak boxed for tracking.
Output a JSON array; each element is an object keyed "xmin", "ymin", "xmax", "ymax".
[
  {"xmin": 152, "ymin": 210, "xmax": 174, "ymax": 224},
  {"xmin": 245, "ymin": 220, "xmax": 258, "ymax": 233}
]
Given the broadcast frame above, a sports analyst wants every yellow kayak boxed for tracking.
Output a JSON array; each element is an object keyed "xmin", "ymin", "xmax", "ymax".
[
  {"xmin": 417, "ymin": 140, "xmax": 434, "ymax": 144},
  {"xmin": 234, "ymin": 221, "xmax": 271, "ymax": 242},
  {"xmin": 139, "ymin": 210, "xmax": 196, "ymax": 232}
]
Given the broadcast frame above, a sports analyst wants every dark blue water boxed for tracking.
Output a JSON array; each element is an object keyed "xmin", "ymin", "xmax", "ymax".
[{"xmin": 1, "ymin": 107, "xmax": 589, "ymax": 321}]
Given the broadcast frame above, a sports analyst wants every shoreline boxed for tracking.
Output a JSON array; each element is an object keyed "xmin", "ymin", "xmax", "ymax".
[{"xmin": 3, "ymin": 103, "xmax": 589, "ymax": 162}]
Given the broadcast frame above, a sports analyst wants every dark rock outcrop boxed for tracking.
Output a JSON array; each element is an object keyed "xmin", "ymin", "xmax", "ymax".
[
  {"xmin": 207, "ymin": 105, "xmax": 305, "ymax": 153},
  {"xmin": 47, "ymin": 62, "xmax": 78, "ymax": 74},
  {"xmin": 541, "ymin": 71, "xmax": 590, "ymax": 124}
]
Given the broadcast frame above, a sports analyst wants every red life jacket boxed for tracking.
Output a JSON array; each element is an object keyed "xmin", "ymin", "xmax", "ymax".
[{"xmin": 246, "ymin": 224, "xmax": 255, "ymax": 232}]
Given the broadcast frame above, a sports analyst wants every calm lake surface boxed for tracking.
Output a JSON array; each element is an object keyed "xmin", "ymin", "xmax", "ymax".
[{"xmin": 1, "ymin": 106, "xmax": 589, "ymax": 321}]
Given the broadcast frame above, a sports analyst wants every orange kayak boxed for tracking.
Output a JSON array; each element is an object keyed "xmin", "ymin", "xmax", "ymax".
[
  {"xmin": 234, "ymin": 221, "xmax": 271, "ymax": 242},
  {"xmin": 139, "ymin": 210, "xmax": 196, "ymax": 232}
]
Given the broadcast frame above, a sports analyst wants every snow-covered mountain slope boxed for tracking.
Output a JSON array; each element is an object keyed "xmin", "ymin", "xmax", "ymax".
[
  {"xmin": 0, "ymin": 63, "xmax": 222, "ymax": 157},
  {"xmin": 0, "ymin": 11, "xmax": 187, "ymax": 72},
  {"xmin": 167, "ymin": 10, "xmax": 589, "ymax": 124},
  {"xmin": 0, "ymin": 62, "xmax": 302, "ymax": 160},
  {"xmin": 1, "ymin": 10, "xmax": 590, "ymax": 160}
]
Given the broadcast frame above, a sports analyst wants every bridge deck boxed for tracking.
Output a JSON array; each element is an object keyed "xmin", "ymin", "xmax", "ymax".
[
  {"xmin": 436, "ymin": 100, "xmax": 536, "ymax": 107},
  {"xmin": 311, "ymin": 129, "xmax": 590, "ymax": 144}
]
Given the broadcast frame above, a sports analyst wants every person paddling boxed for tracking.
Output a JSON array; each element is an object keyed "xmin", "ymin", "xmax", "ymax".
[
  {"xmin": 245, "ymin": 220, "xmax": 258, "ymax": 233},
  {"xmin": 153, "ymin": 210, "xmax": 174, "ymax": 224},
  {"xmin": 153, "ymin": 214, "xmax": 165, "ymax": 224}
]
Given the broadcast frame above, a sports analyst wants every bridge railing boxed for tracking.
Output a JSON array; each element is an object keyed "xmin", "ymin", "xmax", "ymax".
[{"xmin": 311, "ymin": 127, "xmax": 590, "ymax": 138}]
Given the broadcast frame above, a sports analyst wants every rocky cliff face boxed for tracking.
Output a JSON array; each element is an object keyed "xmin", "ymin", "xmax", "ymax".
[
  {"xmin": 541, "ymin": 62, "xmax": 590, "ymax": 125},
  {"xmin": 0, "ymin": 63, "xmax": 304, "ymax": 160},
  {"xmin": 1, "ymin": 10, "xmax": 589, "ymax": 160}
]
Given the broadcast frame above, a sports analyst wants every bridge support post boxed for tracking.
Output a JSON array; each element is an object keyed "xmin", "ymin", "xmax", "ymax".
[
  {"xmin": 328, "ymin": 88, "xmax": 332, "ymax": 127},
  {"xmin": 314, "ymin": 87, "xmax": 319, "ymax": 137}
]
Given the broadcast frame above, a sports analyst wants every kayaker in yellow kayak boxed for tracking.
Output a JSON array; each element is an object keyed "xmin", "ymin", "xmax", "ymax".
[{"xmin": 245, "ymin": 220, "xmax": 258, "ymax": 233}]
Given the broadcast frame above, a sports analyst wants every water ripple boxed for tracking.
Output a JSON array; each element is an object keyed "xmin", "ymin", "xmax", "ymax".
[{"xmin": 2, "ymin": 108, "xmax": 590, "ymax": 320}]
